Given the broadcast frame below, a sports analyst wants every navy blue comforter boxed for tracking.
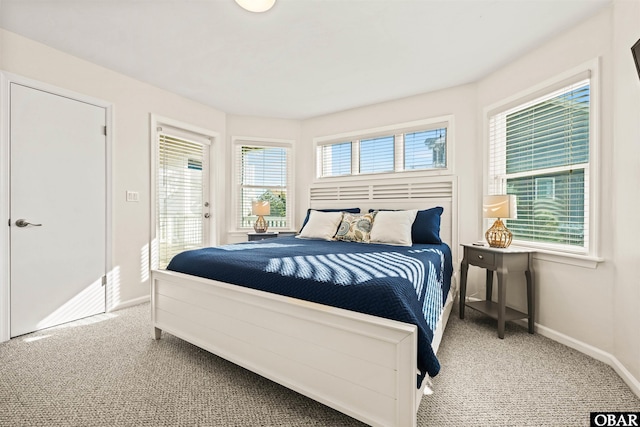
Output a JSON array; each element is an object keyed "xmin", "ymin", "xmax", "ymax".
[{"xmin": 167, "ymin": 236, "xmax": 453, "ymax": 382}]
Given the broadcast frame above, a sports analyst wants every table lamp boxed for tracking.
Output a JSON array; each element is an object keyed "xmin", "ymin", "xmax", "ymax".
[
  {"xmin": 483, "ymin": 195, "xmax": 517, "ymax": 248},
  {"xmin": 252, "ymin": 201, "xmax": 270, "ymax": 233}
]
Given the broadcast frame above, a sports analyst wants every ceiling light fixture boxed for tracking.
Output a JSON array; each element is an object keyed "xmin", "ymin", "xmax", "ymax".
[{"xmin": 234, "ymin": 0, "xmax": 276, "ymax": 13}]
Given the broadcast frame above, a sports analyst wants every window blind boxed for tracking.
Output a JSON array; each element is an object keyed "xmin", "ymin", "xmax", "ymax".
[
  {"xmin": 237, "ymin": 144, "xmax": 289, "ymax": 229},
  {"xmin": 360, "ymin": 135, "xmax": 395, "ymax": 174},
  {"xmin": 157, "ymin": 133, "xmax": 206, "ymax": 268},
  {"xmin": 321, "ymin": 142, "xmax": 352, "ymax": 177},
  {"xmin": 488, "ymin": 79, "xmax": 590, "ymax": 249}
]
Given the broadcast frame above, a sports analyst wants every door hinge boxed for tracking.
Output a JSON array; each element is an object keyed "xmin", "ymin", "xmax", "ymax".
[
  {"xmin": 103, "ymin": 126, "xmax": 107, "ymax": 136},
  {"xmin": 101, "ymin": 275, "xmax": 107, "ymax": 286}
]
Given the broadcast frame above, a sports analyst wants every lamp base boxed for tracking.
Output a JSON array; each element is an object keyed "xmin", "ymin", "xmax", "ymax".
[
  {"xmin": 254, "ymin": 215, "xmax": 268, "ymax": 233},
  {"xmin": 485, "ymin": 218, "xmax": 512, "ymax": 248}
]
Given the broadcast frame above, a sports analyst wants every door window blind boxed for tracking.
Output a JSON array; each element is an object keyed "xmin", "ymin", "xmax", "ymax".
[
  {"xmin": 488, "ymin": 78, "xmax": 590, "ymax": 250},
  {"xmin": 237, "ymin": 144, "xmax": 290, "ymax": 229},
  {"xmin": 157, "ymin": 134, "xmax": 206, "ymax": 268}
]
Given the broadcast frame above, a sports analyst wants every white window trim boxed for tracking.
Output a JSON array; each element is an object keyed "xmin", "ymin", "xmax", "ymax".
[
  {"xmin": 313, "ymin": 115, "xmax": 455, "ymax": 182},
  {"xmin": 231, "ymin": 136, "xmax": 295, "ymax": 233},
  {"xmin": 483, "ymin": 58, "xmax": 603, "ymax": 268}
]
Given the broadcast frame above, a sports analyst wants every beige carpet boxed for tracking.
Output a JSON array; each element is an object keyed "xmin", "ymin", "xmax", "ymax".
[{"xmin": 0, "ymin": 302, "xmax": 637, "ymax": 426}]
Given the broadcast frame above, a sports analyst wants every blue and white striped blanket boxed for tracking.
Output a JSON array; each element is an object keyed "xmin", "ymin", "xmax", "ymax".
[{"xmin": 167, "ymin": 236, "xmax": 453, "ymax": 383}]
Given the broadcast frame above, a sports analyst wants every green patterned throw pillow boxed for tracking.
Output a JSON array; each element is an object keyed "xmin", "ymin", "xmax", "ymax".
[{"xmin": 334, "ymin": 212, "xmax": 376, "ymax": 243}]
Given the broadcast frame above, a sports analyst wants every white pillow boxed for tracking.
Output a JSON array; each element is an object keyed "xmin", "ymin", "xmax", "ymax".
[
  {"xmin": 296, "ymin": 210, "xmax": 344, "ymax": 240},
  {"xmin": 369, "ymin": 209, "xmax": 418, "ymax": 246}
]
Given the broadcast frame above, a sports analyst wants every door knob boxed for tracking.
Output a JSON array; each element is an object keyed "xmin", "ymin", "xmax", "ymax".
[{"xmin": 15, "ymin": 219, "xmax": 42, "ymax": 227}]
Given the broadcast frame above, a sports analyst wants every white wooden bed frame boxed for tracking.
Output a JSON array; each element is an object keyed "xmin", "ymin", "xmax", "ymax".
[{"xmin": 151, "ymin": 176, "xmax": 458, "ymax": 427}]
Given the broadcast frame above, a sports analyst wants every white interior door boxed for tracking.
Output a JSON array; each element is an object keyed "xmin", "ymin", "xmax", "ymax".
[{"xmin": 10, "ymin": 83, "xmax": 106, "ymax": 337}]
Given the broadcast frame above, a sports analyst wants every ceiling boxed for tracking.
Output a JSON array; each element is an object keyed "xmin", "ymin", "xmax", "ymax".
[{"xmin": 0, "ymin": 0, "xmax": 610, "ymax": 120}]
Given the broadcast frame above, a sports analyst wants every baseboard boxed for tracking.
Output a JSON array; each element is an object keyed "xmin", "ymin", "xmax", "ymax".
[
  {"xmin": 464, "ymin": 295, "xmax": 640, "ymax": 399},
  {"xmin": 109, "ymin": 295, "xmax": 150, "ymax": 312},
  {"xmin": 515, "ymin": 318, "xmax": 640, "ymax": 399}
]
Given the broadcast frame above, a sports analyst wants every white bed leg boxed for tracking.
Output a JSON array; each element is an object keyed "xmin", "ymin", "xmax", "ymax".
[
  {"xmin": 423, "ymin": 376, "xmax": 434, "ymax": 395},
  {"xmin": 152, "ymin": 327, "xmax": 162, "ymax": 340}
]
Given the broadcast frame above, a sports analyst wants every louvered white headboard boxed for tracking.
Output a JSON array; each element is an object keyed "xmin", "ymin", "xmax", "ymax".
[{"xmin": 308, "ymin": 175, "xmax": 458, "ymax": 263}]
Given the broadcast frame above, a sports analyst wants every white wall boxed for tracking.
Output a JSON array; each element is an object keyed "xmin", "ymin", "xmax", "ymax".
[
  {"xmin": 1, "ymin": 29, "xmax": 227, "ymax": 309},
  {"xmin": 299, "ymin": 83, "xmax": 478, "ymax": 240},
  {"xmin": 478, "ymin": 1, "xmax": 640, "ymax": 390},
  {"xmin": 611, "ymin": 0, "xmax": 640, "ymax": 389},
  {"xmin": 478, "ymin": 7, "xmax": 616, "ymax": 349}
]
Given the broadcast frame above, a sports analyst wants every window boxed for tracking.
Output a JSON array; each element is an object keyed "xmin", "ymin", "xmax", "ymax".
[
  {"xmin": 317, "ymin": 119, "xmax": 450, "ymax": 178},
  {"xmin": 321, "ymin": 142, "xmax": 351, "ymax": 177},
  {"xmin": 488, "ymin": 75, "xmax": 593, "ymax": 253},
  {"xmin": 157, "ymin": 132, "xmax": 210, "ymax": 268},
  {"xmin": 404, "ymin": 128, "xmax": 447, "ymax": 170},
  {"xmin": 235, "ymin": 139, "xmax": 293, "ymax": 230},
  {"xmin": 359, "ymin": 135, "xmax": 395, "ymax": 174}
]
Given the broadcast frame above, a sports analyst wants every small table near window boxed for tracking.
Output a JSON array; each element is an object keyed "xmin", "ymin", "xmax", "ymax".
[
  {"xmin": 459, "ymin": 243, "xmax": 535, "ymax": 339},
  {"xmin": 247, "ymin": 231, "xmax": 298, "ymax": 241},
  {"xmin": 247, "ymin": 232, "xmax": 279, "ymax": 241}
]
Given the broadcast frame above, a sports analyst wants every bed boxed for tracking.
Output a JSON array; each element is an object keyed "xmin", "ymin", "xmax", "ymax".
[{"xmin": 151, "ymin": 176, "xmax": 458, "ymax": 427}]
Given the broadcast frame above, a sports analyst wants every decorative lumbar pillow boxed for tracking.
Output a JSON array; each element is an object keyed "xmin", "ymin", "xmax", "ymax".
[
  {"xmin": 369, "ymin": 209, "xmax": 418, "ymax": 246},
  {"xmin": 296, "ymin": 210, "xmax": 344, "ymax": 240},
  {"xmin": 334, "ymin": 212, "xmax": 376, "ymax": 243},
  {"xmin": 299, "ymin": 208, "xmax": 360, "ymax": 233}
]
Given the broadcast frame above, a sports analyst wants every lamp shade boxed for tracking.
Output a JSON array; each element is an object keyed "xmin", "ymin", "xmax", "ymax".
[
  {"xmin": 252, "ymin": 200, "xmax": 270, "ymax": 216},
  {"xmin": 483, "ymin": 195, "xmax": 517, "ymax": 219}
]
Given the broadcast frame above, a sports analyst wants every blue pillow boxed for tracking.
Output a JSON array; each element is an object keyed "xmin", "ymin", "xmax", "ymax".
[
  {"xmin": 412, "ymin": 207, "xmax": 443, "ymax": 244},
  {"xmin": 300, "ymin": 208, "xmax": 361, "ymax": 233},
  {"xmin": 368, "ymin": 207, "xmax": 443, "ymax": 244}
]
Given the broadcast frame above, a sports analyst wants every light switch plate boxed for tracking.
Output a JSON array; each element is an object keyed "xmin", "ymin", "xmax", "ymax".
[{"xmin": 126, "ymin": 191, "xmax": 139, "ymax": 202}]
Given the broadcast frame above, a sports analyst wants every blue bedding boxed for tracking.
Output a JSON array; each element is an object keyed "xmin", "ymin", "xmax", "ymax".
[{"xmin": 166, "ymin": 236, "xmax": 453, "ymax": 384}]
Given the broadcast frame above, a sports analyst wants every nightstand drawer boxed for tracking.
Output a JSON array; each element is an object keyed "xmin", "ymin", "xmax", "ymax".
[
  {"xmin": 466, "ymin": 247, "xmax": 496, "ymax": 268},
  {"xmin": 248, "ymin": 232, "xmax": 278, "ymax": 241}
]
